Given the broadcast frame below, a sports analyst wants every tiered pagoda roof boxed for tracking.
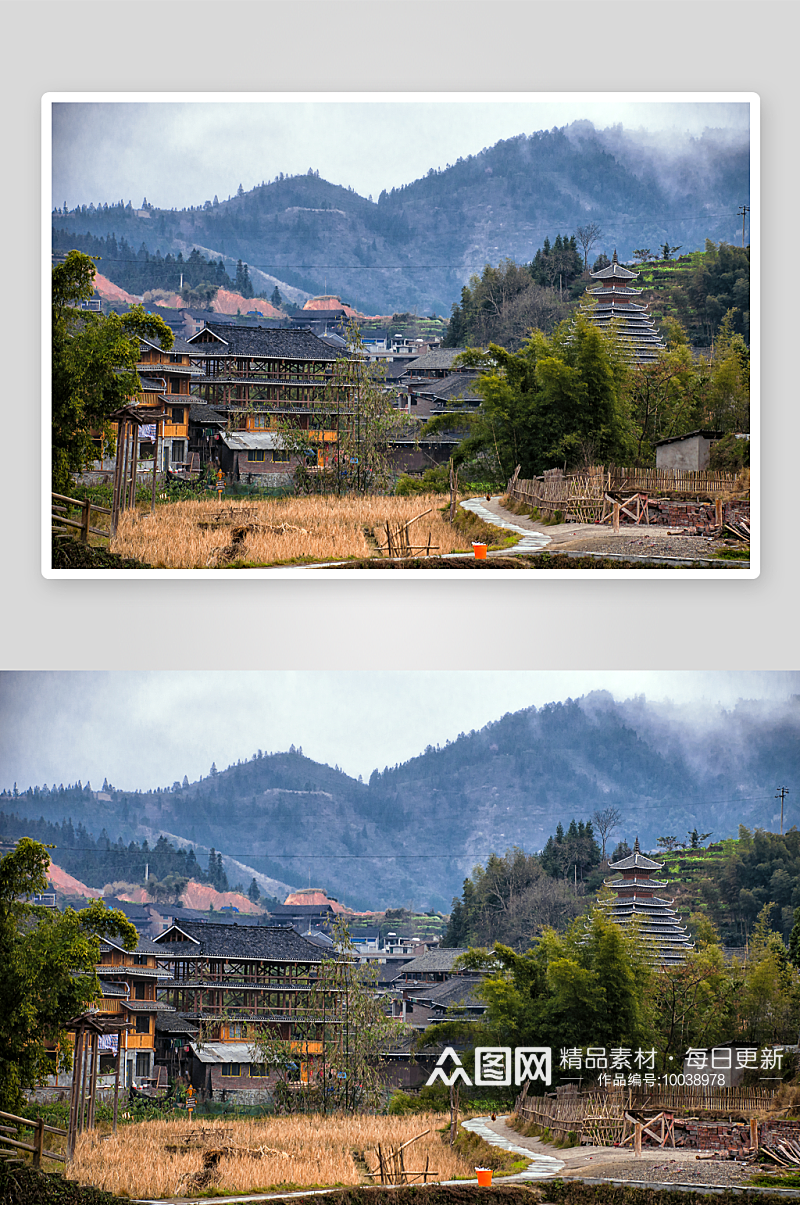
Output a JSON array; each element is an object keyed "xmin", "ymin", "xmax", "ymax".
[
  {"xmin": 580, "ymin": 253, "xmax": 666, "ymax": 364},
  {"xmin": 600, "ymin": 838, "xmax": 693, "ymax": 965}
]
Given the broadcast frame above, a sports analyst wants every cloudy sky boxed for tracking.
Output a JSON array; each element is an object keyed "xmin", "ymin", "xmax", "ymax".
[
  {"xmin": 1, "ymin": 671, "xmax": 794, "ymax": 794},
  {"xmin": 50, "ymin": 95, "xmax": 751, "ymax": 211}
]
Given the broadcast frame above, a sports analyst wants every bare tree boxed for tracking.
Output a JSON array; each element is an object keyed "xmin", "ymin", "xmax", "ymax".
[
  {"xmin": 593, "ymin": 806, "xmax": 622, "ymax": 861},
  {"xmin": 576, "ymin": 222, "xmax": 603, "ymax": 271}
]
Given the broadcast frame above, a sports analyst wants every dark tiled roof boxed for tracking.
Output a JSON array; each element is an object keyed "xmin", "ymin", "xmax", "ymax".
[
  {"xmin": 591, "ymin": 262, "xmax": 638, "ymax": 281},
  {"xmin": 415, "ymin": 372, "xmax": 482, "ymax": 402},
  {"xmin": 98, "ymin": 978, "xmax": 127, "ymax": 997},
  {"xmin": 188, "ymin": 403, "xmax": 226, "ymax": 425},
  {"xmin": 123, "ymin": 1000, "xmax": 176, "ymax": 1012},
  {"xmin": 98, "ymin": 934, "xmax": 165, "ymax": 956},
  {"xmin": 395, "ymin": 948, "xmax": 469, "ymax": 976},
  {"xmin": 155, "ymin": 1014, "xmax": 199, "ymax": 1036},
  {"xmin": 189, "ymin": 322, "xmax": 340, "ymax": 361},
  {"xmin": 655, "ymin": 429, "xmax": 725, "ymax": 447},
  {"xmin": 408, "ymin": 975, "xmax": 486, "ymax": 1009},
  {"xmin": 405, "ymin": 348, "xmax": 468, "ymax": 372},
  {"xmin": 155, "ymin": 919, "xmax": 326, "ymax": 963},
  {"xmin": 140, "ymin": 335, "xmax": 196, "ymax": 354}
]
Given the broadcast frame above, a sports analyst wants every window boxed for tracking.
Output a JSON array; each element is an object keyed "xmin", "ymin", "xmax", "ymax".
[
  {"xmin": 247, "ymin": 450, "xmax": 265, "ymax": 462},
  {"xmin": 250, "ymin": 1064, "xmax": 267, "ymax": 1078},
  {"xmin": 171, "ymin": 407, "xmax": 185, "ymax": 425},
  {"xmin": 135, "ymin": 1053, "xmax": 150, "ymax": 1078},
  {"xmin": 134, "ymin": 983, "xmax": 146, "ymax": 1000},
  {"xmin": 272, "ymin": 450, "xmax": 290, "ymax": 463},
  {"xmin": 228, "ymin": 1023, "xmax": 246, "ymax": 1039},
  {"xmin": 221, "ymin": 1063, "xmax": 241, "ymax": 1077},
  {"xmin": 135, "ymin": 1014, "xmax": 151, "ymax": 1035}
]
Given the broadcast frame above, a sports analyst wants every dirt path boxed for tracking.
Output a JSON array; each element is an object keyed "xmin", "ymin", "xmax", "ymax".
[
  {"xmin": 480, "ymin": 1115, "xmax": 762, "ymax": 1188},
  {"xmin": 472, "ymin": 496, "xmax": 743, "ymax": 564}
]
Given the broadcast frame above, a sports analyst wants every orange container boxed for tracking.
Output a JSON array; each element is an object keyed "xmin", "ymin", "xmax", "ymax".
[
  {"xmin": 476, "ymin": 1168, "xmax": 493, "ymax": 1186},
  {"xmin": 472, "ymin": 543, "xmax": 488, "ymax": 559}
]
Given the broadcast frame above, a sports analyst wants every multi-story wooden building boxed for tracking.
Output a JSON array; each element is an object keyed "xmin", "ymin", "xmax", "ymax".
[
  {"xmin": 94, "ymin": 936, "xmax": 176, "ymax": 1086},
  {"xmin": 186, "ymin": 323, "xmax": 346, "ymax": 482},
  {"xmin": 132, "ymin": 335, "xmax": 205, "ymax": 470},
  {"xmin": 579, "ymin": 253, "xmax": 666, "ymax": 363},
  {"xmin": 600, "ymin": 839, "xmax": 694, "ymax": 964},
  {"xmin": 153, "ymin": 920, "xmax": 342, "ymax": 1098}
]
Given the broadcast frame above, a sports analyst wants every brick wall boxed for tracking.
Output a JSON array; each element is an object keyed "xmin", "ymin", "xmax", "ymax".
[
  {"xmin": 624, "ymin": 499, "xmax": 749, "ymax": 532},
  {"xmin": 664, "ymin": 1118, "xmax": 800, "ymax": 1158}
]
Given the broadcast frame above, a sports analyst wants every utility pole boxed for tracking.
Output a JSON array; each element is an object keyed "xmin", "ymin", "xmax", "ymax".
[
  {"xmin": 776, "ymin": 786, "xmax": 790, "ymax": 835},
  {"xmin": 738, "ymin": 204, "xmax": 750, "ymax": 248}
]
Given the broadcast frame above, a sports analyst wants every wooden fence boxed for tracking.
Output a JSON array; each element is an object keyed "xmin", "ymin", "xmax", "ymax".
[
  {"xmin": 506, "ymin": 465, "xmax": 744, "ymax": 523},
  {"xmin": 0, "ymin": 1109, "xmax": 67, "ymax": 1166},
  {"xmin": 513, "ymin": 1084, "xmax": 777, "ymax": 1147},
  {"xmin": 52, "ymin": 493, "xmax": 112, "ymax": 542}
]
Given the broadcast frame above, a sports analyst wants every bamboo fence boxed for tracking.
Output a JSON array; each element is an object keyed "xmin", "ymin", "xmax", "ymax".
[
  {"xmin": 513, "ymin": 1085, "xmax": 777, "ymax": 1146},
  {"xmin": 506, "ymin": 466, "xmax": 744, "ymax": 523}
]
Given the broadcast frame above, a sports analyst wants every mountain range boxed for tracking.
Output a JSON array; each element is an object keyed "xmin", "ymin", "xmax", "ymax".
[
  {"xmin": 51, "ymin": 121, "xmax": 750, "ymax": 316},
  {"xmin": 4, "ymin": 692, "xmax": 795, "ymax": 913}
]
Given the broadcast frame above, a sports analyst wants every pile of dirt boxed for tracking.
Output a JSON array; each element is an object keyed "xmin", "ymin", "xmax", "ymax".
[
  {"xmin": 117, "ymin": 881, "xmax": 261, "ymax": 914},
  {"xmin": 212, "ymin": 289, "xmax": 283, "ymax": 318},
  {"xmin": 47, "ymin": 863, "xmax": 102, "ymax": 900},
  {"xmin": 92, "ymin": 273, "xmax": 142, "ymax": 305},
  {"xmin": 51, "ymin": 537, "xmax": 150, "ymax": 570},
  {"xmin": 0, "ymin": 1165, "xmax": 129, "ymax": 1205}
]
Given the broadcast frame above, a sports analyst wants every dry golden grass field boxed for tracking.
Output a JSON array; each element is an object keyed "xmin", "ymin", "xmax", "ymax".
[
  {"xmin": 68, "ymin": 1113, "xmax": 478, "ymax": 1197},
  {"xmin": 108, "ymin": 495, "xmax": 491, "ymax": 568}
]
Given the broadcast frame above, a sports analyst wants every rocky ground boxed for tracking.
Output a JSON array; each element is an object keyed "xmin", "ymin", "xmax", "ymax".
[{"xmin": 483, "ymin": 1116, "xmax": 761, "ymax": 1189}]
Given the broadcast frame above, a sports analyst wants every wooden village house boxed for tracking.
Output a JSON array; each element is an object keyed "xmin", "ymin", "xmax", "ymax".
[
  {"xmin": 152, "ymin": 920, "xmax": 343, "ymax": 1101},
  {"xmin": 186, "ymin": 323, "xmax": 345, "ymax": 485}
]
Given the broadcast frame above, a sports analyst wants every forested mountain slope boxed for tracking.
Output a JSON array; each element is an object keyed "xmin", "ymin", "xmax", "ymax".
[
  {"xmin": 3, "ymin": 693, "xmax": 794, "ymax": 912},
  {"xmin": 51, "ymin": 122, "xmax": 749, "ymax": 317}
]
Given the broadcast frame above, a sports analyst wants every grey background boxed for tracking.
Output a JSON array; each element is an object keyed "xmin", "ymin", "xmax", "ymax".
[{"xmin": 4, "ymin": 1, "xmax": 793, "ymax": 671}]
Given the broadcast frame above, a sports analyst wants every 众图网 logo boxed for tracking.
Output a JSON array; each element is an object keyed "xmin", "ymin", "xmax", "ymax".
[{"xmin": 425, "ymin": 1046, "xmax": 552, "ymax": 1087}]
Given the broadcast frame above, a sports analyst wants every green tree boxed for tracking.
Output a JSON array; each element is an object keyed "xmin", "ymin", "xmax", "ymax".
[
  {"xmin": 0, "ymin": 838, "xmax": 137, "ymax": 1113},
  {"xmin": 270, "ymin": 286, "xmax": 283, "ymax": 309},
  {"xmin": 254, "ymin": 918, "xmax": 407, "ymax": 1111},
  {"xmin": 426, "ymin": 909, "xmax": 655, "ymax": 1090},
  {"xmin": 278, "ymin": 321, "xmax": 410, "ymax": 494},
  {"xmin": 52, "ymin": 251, "xmax": 173, "ymax": 493},
  {"xmin": 435, "ymin": 316, "xmax": 633, "ymax": 480}
]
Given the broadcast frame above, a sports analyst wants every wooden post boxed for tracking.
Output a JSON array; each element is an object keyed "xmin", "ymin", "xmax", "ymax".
[
  {"xmin": 81, "ymin": 497, "xmax": 91, "ymax": 543},
  {"xmin": 751, "ymin": 1117, "xmax": 759, "ymax": 1153},
  {"xmin": 112, "ymin": 1034, "xmax": 121, "ymax": 1134},
  {"xmin": 634, "ymin": 1121, "xmax": 642, "ymax": 1156},
  {"xmin": 111, "ymin": 421, "xmax": 126, "ymax": 534},
  {"xmin": 613, "ymin": 502, "xmax": 620, "ymax": 532},
  {"xmin": 67, "ymin": 1026, "xmax": 84, "ymax": 1159},
  {"xmin": 151, "ymin": 420, "xmax": 161, "ymax": 514},
  {"xmin": 449, "ymin": 1083, "xmax": 459, "ymax": 1145},
  {"xmin": 33, "ymin": 1116, "xmax": 44, "ymax": 1168},
  {"xmin": 88, "ymin": 1030, "xmax": 99, "ymax": 1129},
  {"xmin": 449, "ymin": 458, "xmax": 458, "ymax": 523},
  {"xmin": 128, "ymin": 426, "xmax": 140, "ymax": 513},
  {"xmin": 120, "ymin": 422, "xmax": 131, "ymax": 516}
]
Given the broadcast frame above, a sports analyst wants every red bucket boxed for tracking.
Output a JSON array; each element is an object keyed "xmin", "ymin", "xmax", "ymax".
[
  {"xmin": 472, "ymin": 543, "xmax": 487, "ymax": 560},
  {"xmin": 476, "ymin": 1168, "xmax": 493, "ymax": 1187}
]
